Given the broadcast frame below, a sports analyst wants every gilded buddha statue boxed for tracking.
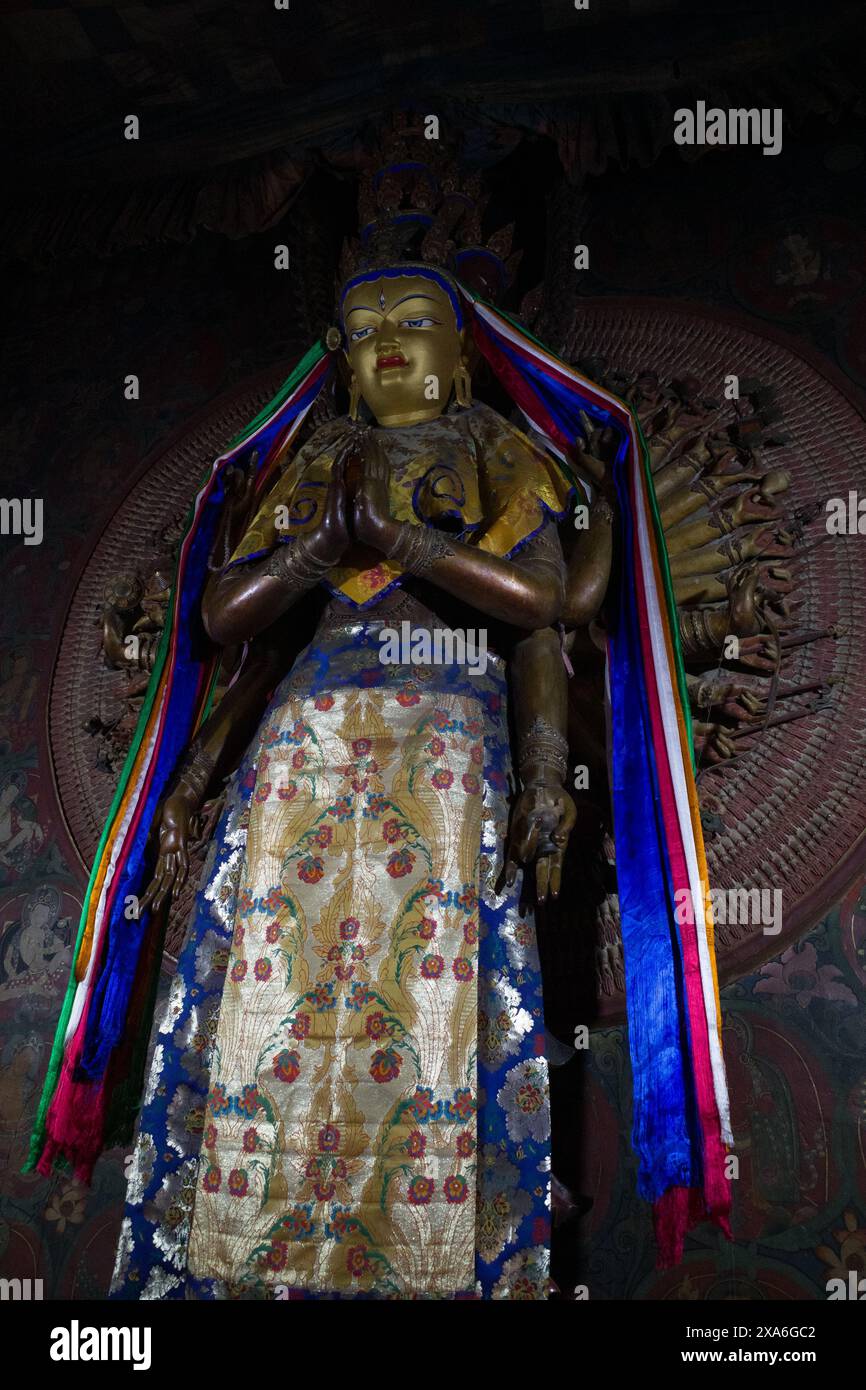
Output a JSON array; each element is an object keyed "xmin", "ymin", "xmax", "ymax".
[{"xmin": 30, "ymin": 122, "xmax": 732, "ymax": 1298}]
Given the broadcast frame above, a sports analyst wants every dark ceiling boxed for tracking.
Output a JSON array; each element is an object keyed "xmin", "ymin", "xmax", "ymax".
[
  {"xmin": 1, "ymin": 0, "xmax": 863, "ymax": 265},
  {"xmin": 3, "ymin": 0, "xmax": 863, "ymax": 184}
]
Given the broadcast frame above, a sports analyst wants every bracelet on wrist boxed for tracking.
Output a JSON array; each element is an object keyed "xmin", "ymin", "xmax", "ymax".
[
  {"xmin": 386, "ymin": 523, "xmax": 455, "ymax": 576},
  {"xmin": 265, "ymin": 536, "xmax": 333, "ymax": 587},
  {"xmin": 174, "ymin": 740, "xmax": 216, "ymax": 804},
  {"xmin": 517, "ymin": 717, "xmax": 569, "ymax": 783},
  {"xmin": 591, "ymin": 494, "xmax": 616, "ymax": 524}
]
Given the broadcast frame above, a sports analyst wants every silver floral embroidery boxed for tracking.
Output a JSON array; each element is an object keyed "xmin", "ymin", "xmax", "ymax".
[
  {"xmin": 538, "ymin": 1156, "xmax": 552, "ymax": 1210},
  {"xmin": 166, "ymin": 1083, "xmax": 206, "ymax": 1156},
  {"xmin": 141, "ymin": 1267, "xmax": 183, "ymax": 1300},
  {"xmin": 110, "ymin": 1217, "xmax": 134, "ymax": 1293},
  {"xmin": 498, "ymin": 908, "xmax": 541, "ymax": 976},
  {"xmin": 496, "ymin": 1057, "xmax": 550, "ymax": 1144},
  {"xmin": 478, "ymin": 969, "xmax": 533, "ymax": 1068},
  {"xmin": 144, "ymin": 1045, "xmax": 164, "ymax": 1106},
  {"xmin": 194, "ymin": 927, "xmax": 231, "ymax": 989},
  {"xmin": 204, "ymin": 844, "xmax": 245, "ymax": 931},
  {"xmin": 173, "ymin": 1002, "xmax": 213, "ymax": 1082},
  {"xmin": 476, "ymin": 1150, "xmax": 533, "ymax": 1263},
  {"xmin": 146, "ymin": 1159, "xmax": 200, "ymax": 1271},
  {"xmin": 126, "ymin": 1131, "xmax": 157, "ymax": 1206},
  {"xmin": 491, "ymin": 1244, "xmax": 551, "ymax": 1300},
  {"xmin": 159, "ymin": 974, "xmax": 187, "ymax": 1036}
]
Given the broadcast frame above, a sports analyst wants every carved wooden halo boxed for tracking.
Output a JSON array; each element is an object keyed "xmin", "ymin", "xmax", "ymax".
[{"xmin": 559, "ymin": 296, "xmax": 866, "ymax": 1022}]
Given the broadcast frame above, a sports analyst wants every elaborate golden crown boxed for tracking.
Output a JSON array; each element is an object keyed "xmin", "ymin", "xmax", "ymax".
[{"xmin": 337, "ymin": 113, "xmax": 522, "ymax": 303}]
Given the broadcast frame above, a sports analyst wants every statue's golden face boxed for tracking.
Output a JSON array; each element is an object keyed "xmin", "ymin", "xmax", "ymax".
[{"xmin": 342, "ymin": 274, "xmax": 464, "ymax": 427}]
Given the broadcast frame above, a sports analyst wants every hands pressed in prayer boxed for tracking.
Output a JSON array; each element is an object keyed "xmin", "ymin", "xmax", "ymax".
[
  {"xmin": 309, "ymin": 450, "xmax": 351, "ymax": 565},
  {"xmin": 351, "ymin": 431, "xmax": 398, "ymax": 552}
]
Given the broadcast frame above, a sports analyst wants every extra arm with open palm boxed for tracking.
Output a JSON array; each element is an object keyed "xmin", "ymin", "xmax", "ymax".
[
  {"xmin": 505, "ymin": 627, "xmax": 576, "ymax": 904},
  {"xmin": 139, "ymin": 634, "xmax": 287, "ymax": 913}
]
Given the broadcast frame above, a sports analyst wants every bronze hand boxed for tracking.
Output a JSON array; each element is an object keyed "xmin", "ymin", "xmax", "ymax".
[
  {"xmin": 139, "ymin": 790, "xmax": 194, "ymax": 913},
  {"xmin": 573, "ymin": 411, "xmax": 619, "ymax": 504},
  {"xmin": 207, "ymin": 457, "xmax": 259, "ymax": 573},
  {"xmin": 505, "ymin": 778, "xmax": 576, "ymax": 903},
  {"xmin": 202, "ymin": 455, "xmax": 349, "ymax": 647},
  {"xmin": 342, "ymin": 425, "xmax": 563, "ymax": 628},
  {"xmin": 137, "ymin": 633, "xmax": 289, "ymax": 914},
  {"xmin": 352, "ymin": 432, "xmax": 396, "ymax": 550},
  {"xmin": 313, "ymin": 450, "xmax": 351, "ymax": 560},
  {"xmin": 507, "ymin": 628, "xmax": 576, "ymax": 904}
]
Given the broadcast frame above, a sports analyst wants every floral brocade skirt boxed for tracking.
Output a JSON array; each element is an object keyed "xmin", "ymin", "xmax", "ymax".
[{"xmin": 110, "ymin": 622, "xmax": 551, "ymax": 1299}]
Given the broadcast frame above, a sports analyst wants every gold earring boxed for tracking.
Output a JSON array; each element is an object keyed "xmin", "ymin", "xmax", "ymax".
[
  {"xmin": 453, "ymin": 360, "xmax": 472, "ymax": 408},
  {"xmin": 348, "ymin": 375, "xmax": 361, "ymax": 420}
]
